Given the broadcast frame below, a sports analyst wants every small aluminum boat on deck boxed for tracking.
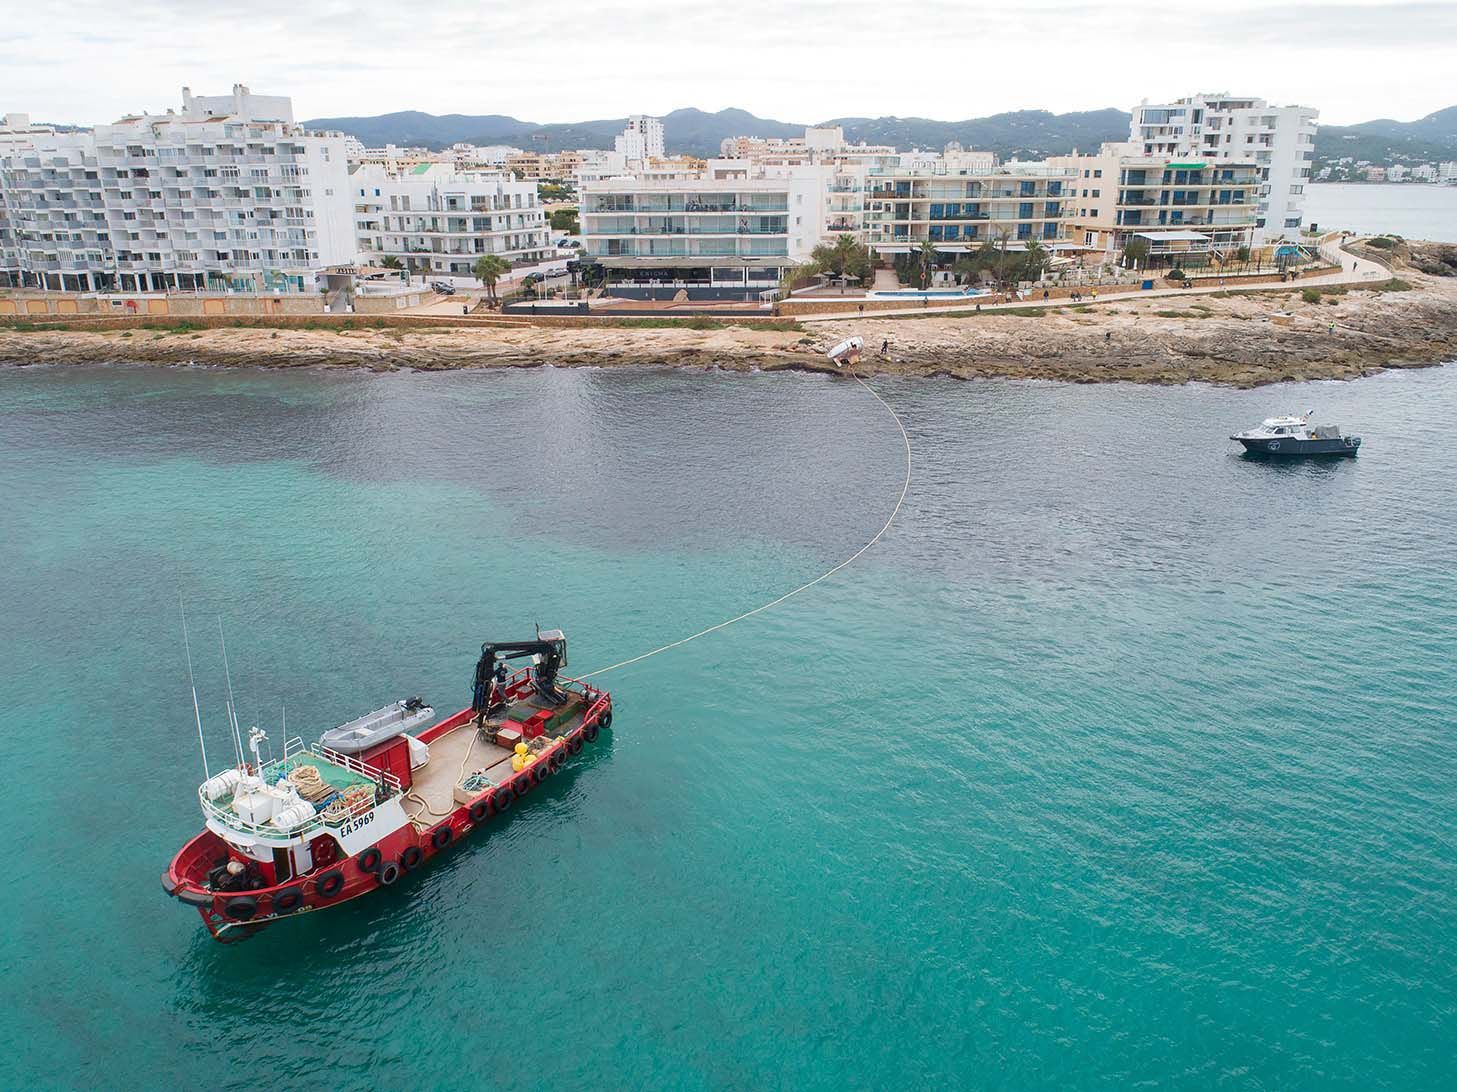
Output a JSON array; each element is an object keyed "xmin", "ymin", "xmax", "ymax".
[{"xmin": 319, "ymin": 698, "xmax": 435, "ymax": 754}]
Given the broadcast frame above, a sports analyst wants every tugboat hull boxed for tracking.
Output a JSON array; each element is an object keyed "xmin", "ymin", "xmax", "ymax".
[{"xmin": 1234, "ymin": 436, "xmax": 1361, "ymax": 457}]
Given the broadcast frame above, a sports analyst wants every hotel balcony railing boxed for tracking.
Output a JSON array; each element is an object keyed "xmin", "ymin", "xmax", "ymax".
[
  {"xmin": 582, "ymin": 226, "xmax": 786, "ymax": 236},
  {"xmin": 592, "ymin": 242, "xmax": 788, "ymax": 258},
  {"xmin": 867, "ymin": 211, "xmax": 1071, "ymax": 223},
  {"xmin": 868, "ymin": 165, "xmax": 1074, "ymax": 179},
  {"xmin": 583, "ymin": 201, "xmax": 789, "ymax": 214}
]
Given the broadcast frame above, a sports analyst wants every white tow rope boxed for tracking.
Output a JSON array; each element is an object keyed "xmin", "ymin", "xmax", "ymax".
[{"xmin": 578, "ymin": 371, "xmax": 911, "ymax": 680}]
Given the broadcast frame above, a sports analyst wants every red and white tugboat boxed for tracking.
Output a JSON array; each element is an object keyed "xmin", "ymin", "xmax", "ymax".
[{"xmin": 163, "ymin": 630, "xmax": 612, "ymax": 941}]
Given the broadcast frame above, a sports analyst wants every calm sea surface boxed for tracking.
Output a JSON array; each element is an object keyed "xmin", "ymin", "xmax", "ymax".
[
  {"xmin": 1305, "ymin": 182, "xmax": 1457, "ymax": 241},
  {"xmin": 2, "ymin": 361, "xmax": 1456, "ymax": 1089}
]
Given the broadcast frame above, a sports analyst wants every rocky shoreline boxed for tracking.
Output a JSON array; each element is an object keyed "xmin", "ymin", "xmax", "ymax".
[{"xmin": 4, "ymin": 269, "xmax": 1457, "ymax": 388}]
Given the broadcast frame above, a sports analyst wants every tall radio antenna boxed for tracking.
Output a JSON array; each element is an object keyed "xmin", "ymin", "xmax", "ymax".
[{"xmin": 179, "ymin": 597, "xmax": 209, "ymax": 780}]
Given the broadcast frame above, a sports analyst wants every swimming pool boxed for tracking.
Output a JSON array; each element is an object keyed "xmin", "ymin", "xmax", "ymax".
[{"xmin": 865, "ymin": 287, "xmax": 992, "ymax": 300}]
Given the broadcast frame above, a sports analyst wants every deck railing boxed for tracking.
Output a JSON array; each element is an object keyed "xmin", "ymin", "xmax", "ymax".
[{"xmin": 197, "ymin": 736, "xmax": 398, "ymax": 840}]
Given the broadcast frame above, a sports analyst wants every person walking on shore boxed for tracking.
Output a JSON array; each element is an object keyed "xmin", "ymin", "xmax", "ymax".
[{"xmin": 881, "ymin": 338, "xmax": 889, "ymax": 356}]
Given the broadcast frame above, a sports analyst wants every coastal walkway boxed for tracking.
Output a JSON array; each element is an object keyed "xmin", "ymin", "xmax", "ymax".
[{"xmin": 794, "ymin": 236, "xmax": 1392, "ymax": 324}]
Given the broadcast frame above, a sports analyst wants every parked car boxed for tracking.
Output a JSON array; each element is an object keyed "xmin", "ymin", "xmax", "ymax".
[{"xmin": 430, "ymin": 281, "xmax": 455, "ymax": 295}]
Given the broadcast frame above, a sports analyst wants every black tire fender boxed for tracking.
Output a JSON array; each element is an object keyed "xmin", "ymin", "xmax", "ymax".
[
  {"xmin": 548, "ymin": 749, "xmax": 565, "ymax": 772},
  {"xmin": 583, "ymin": 720, "xmax": 599, "ymax": 743},
  {"xmin": 599, "ymin": 709, "xmax": 613, "ymax": 731},
  {"xmin": 400, "ymin": 845, "xmax": 423, "ymax": 871},
  {"xmin": 469, "ymin": 799, "xmax": 490, "ymax": 823},
  {"xmin": 315, "ymin": 869, "xmax": 346, "ymax": 899},
  {"xmin": 377, "ymin": 861, "xmax": 402, "ymax": 886},
  {"xmin": 357, "ymin": 846, "xmax": 383, "ymax": 874},
  {"xmin": 431, "ymin": 825, "xmax": 453, "ymax": 850},
  {"xmin": 224, "ymin": 895, "xmax": 258, "ymax": 921},
  {"xmin": 567, "ymin": 733, "xmax": 583, "ymax": 755},
  {"xmin": 273, "ymin": 887, "xmax": 304, "ymax": 914}
]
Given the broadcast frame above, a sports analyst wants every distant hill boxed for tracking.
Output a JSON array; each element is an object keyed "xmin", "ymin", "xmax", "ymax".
[
  {"xmin": 302, "ymin": 105, "xmax": 1131, "ymax": 158},
  {"xmin": 824, "ymin": 109, "xmax": 1132, "ymax": 158},
  {"xmin": 1315, "ymin": 105, "xmax": 1457, "ymax": 167},
  {"xmin": 303, "ymin": 103, "xmax": 1457, "ymax": 168}
]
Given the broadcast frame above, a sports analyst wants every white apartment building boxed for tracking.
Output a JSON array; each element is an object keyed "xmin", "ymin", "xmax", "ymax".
[
  {"xmin": 864, "ymin": 160, "xmax": 1077, "ymax": 253},
  {"xmin": 353, "ymin": 163, "xmax": 548, "ymax": 275},
  {"xmin": 570, "ymin": 149, "xmax": 628, "ymax": 187},
  {"xmin": 579, "ymin": 160, "xmax": 828, "ymax": 298},
  {"xmin": 614, "ymin": 115, "xmax": 665, "ymax": 163},
  {"xmin": 1051, "ymin": 144, "xmax": 1262, "ymax": 265},
  {"xmin": 1129, "ymin": 93, "xmax": 1317, "ymax": 243},
  {"xmin": 0, "ymin": 85, "xmax": 354, "ymax": 292},
  {"xmin": 720, "ymin": 127, "xmax": 898, "ymax": 167},
  {"xmin": 449, "ymin": 143, "xmax": 522, "ymax": 168}
]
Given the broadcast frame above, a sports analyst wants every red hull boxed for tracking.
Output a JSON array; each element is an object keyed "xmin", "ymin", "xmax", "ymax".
[{"xmin": 164, "ymin": 691, "xmax": 611, "ymax": 940}]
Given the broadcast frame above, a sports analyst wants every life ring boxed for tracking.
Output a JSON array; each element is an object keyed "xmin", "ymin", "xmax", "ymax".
[
  {"xmin": 583, "ymin": 721, "xmax": 599, "ymax": 743},
  {"xmin": 548, "ymin": 749, "xmax": 565, "ymax": 772},
  {"xmin": 567, "ymin": 733, "xmax": 583, "ymax": 755},
  {"xmin": 1268, "ymin": 440, "xmax": 1281, "ymax": 451},
  {"xmin": 357, "ymin": 846, "xmax": 383, "ymax": 874},
  {"xmin": 492, "ymin": 788, "xmax": 513, "ymax": 813},
  {"xmin": 224, "ymin": 895, "xmax": 258, "ymax": 921},
  {"xmin": 315, "ymin": 869, "xmax": 346, "ymax": 898},
  {"xmin": 599, "ymin": 709, "xmax": 613, "ymax": 731},
  {"xmin": 400, "ymin": 845, "xmax": 423, "ymax": 871},
  {"xmin": 469, "ymin": 799, "xmax": 490, "ymax": 823},
  {"xmin": 273, "ymin": 886, "xmax": 304, "ymax": 914},
  {"xmin": 377, "ymin": 861, "xmax": 402, "ymax": 886},
  {"xmin": 431, "ymin": 825, "xmax": 453, "ymax": 850}
]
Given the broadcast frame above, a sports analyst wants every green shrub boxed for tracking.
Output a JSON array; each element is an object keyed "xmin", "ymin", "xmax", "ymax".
[
  {"xmin": 1301, "ymin": 287, "xmax": 1323, "ymax": 304},
  {"xmin": 1366, "ymin": 236, "xmax": 1397, "ymax": 249}
]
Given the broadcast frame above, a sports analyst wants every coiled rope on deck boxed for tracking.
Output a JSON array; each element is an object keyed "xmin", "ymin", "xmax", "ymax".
[{"xmin": 578, "ymin": 372, "xmax": 911, "ymax": 680}]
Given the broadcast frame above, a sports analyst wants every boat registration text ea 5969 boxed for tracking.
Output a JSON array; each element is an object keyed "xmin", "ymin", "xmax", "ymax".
[{"xmin": 341, "ymin": 810, "xmax": 376, "ymax": 837}]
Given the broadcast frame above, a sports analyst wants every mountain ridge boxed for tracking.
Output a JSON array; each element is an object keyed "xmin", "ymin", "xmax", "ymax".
[
  {"xmin": 300, "ymin": 105, "xmax": 1131, "ymax": 159},
  {"xmin": 300, "ymin": 104, "xmax": 1457, "ymax": 166}
]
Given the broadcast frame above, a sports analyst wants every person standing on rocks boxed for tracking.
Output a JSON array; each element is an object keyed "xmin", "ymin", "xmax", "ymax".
[{"xmin": 881, "ymin": 339, "xmax": 889, "ymax": 357}]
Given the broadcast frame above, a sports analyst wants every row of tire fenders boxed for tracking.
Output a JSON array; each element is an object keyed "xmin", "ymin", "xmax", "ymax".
[{"xmin": 216, "ymin": 711, "xmax": 611, "ymax": 923}]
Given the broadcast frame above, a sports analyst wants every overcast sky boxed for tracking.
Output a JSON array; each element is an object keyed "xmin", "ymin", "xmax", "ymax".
[{"xmin": 2, "ymin": 0, "xmax": 1453, "ymax": 128}]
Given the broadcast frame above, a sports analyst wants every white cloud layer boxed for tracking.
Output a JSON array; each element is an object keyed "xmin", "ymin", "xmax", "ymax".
[{"xmin": 1, "ymin": 0, "xmax": 1453, "ymax": 126}]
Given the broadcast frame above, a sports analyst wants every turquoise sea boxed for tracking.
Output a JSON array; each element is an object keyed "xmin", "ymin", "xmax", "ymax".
[{"xmin": 1, "ymin": 361, "xmax": 1455, "ymax": 1089}]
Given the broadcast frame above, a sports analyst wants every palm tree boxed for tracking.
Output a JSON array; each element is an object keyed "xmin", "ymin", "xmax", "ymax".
[
  {"xmin": 380, "ymin": 255, "xmax": 403, "ymax": 270},
  {"xmin": 917, "ymin": 241, "xmax": 938, "ymax": 289},
  {"xmin": 1022, "ymin": 238, "xmax": 1048, "ymax": 283},
  {"xmin": 473, "ymin": 255, "xmax": 511, "ymax": 302}
]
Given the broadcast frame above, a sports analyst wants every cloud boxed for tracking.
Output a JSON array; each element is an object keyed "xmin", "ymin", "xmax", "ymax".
[{"xmin": 3, "ymin": 0, "xmax": 1452, "ymax": 127}]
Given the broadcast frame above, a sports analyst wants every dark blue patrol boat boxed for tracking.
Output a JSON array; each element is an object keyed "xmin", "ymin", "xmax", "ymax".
[{"xmin": 1232, "ymin": 413, "xmax": 1362, "ymax": 457}]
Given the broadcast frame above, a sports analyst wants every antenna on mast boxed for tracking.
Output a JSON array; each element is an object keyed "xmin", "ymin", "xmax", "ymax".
[
  {"xmin": 218, "ymin": 617, "xmax": 245, "ymax": 770},
  {"xmin": 179, "ymin": 597, "xmax": 210, "ymax": 780}
]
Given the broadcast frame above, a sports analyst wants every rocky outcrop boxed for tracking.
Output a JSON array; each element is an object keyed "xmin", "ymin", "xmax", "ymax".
[{"xmin": 4, "ymin": 273, "xmax": 1456, "ymax": 388}]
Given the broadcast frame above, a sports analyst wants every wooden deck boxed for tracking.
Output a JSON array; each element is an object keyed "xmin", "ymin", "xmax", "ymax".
[{"xmin": 403, "ymin": 692, "xmax": 589, "ymax": 826}]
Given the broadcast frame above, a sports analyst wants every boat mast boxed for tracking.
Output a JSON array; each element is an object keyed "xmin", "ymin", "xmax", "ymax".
[
  {"xmin": 179, "ymin": 598, "xmax": 209, "ymax": 780},
  {"xmin": 217, "ymin": 618, "xmax": 246, "ymax": 771}
]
